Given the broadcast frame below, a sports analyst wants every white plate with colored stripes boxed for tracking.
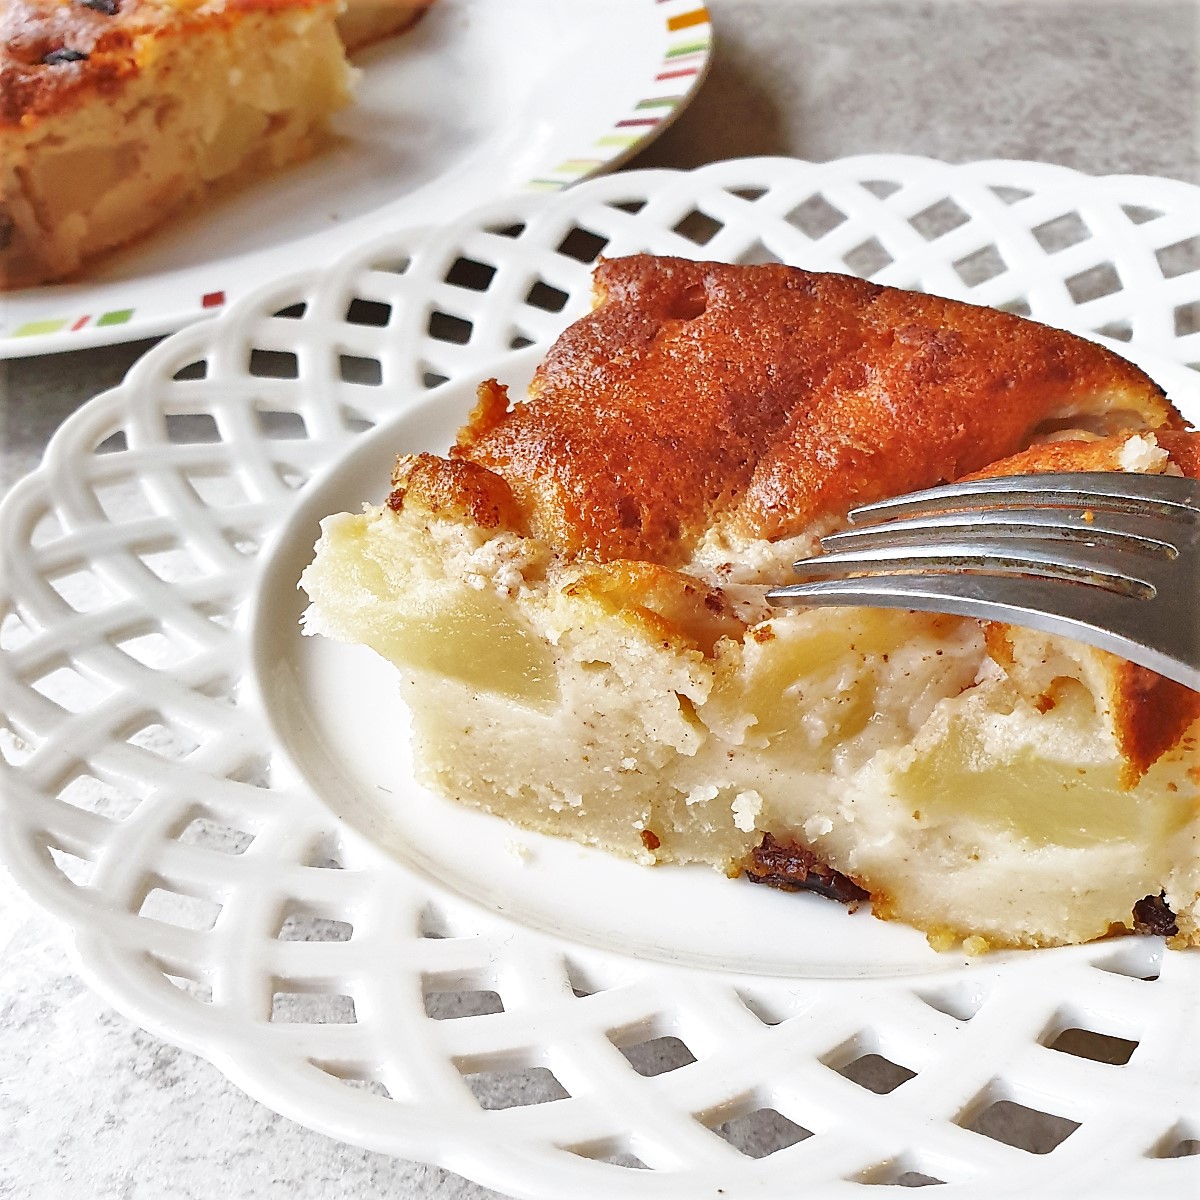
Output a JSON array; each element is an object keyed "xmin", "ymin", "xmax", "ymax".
[{"xmin": 0, "ymin": 0, "xmax": 711, "ymax": 358}]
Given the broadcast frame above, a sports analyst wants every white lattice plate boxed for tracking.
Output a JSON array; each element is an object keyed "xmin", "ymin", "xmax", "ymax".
[
  {"xmin": 3, "ymin": 156, "xmax": 1200, "ymax": 1199},
  {"xmin": 0, "ymin": 0, "xmax": 711, "ymax": 357}
]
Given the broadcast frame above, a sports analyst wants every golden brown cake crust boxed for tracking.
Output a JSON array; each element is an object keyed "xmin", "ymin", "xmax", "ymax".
[
  {"xmin": 455, "ymin": 256, "xmax": 1180, "ymax": 565},
  {"xmin": 389, "ymin": 447, "xmax": 526, "ymax": 532},
  {"xmin": 0, "ymin": 0, "xmax": 328, "ymax": 127}
]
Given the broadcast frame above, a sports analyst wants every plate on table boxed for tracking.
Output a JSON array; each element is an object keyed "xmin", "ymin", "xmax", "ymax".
[
  {"xmin": 0, "ymin": 0, "xmax": 712, "ymax": 358},
  {"xmin": 1, "ymin": 156, "xmax": 1199, "ymax": 1198}
]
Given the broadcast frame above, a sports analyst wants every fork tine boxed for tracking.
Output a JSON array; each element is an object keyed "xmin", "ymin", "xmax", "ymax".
[
  {"xmin": 769, "ymin": 470, "xmax": 1199, "ymax": 691},
  {"xmin": 820, "ymin": 507, "xmax": 1180, "ymax": 558},
  {"xmin": 766, "ymin": 573, "xmax": 1200, "ymax": 691},
  {"xmin": 788, "ymin": 538, "xmax": 1158, "ymax": 596},
  {"xmin": 847, "ymin": 471, "xmax": 1200, "ymax": 526}
]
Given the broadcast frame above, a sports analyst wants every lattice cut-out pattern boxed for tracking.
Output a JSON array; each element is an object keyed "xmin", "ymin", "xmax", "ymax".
[
  {"xmin": 961, "ymin": 1094, "xmax": 1081, "ymax": 1155},
  {"xmin": 1, "ymin": 156, "xmax": 1199, "ymax": 1200}
]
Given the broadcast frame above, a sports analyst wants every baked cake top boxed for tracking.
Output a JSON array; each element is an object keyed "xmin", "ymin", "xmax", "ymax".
[
  {"xmin": 0, "ymin": 0, "xmax": 331, "ymax": 126},
  {"xmin": 440, "ymin": 256, "xmax": 1180, "ymax": 566}
]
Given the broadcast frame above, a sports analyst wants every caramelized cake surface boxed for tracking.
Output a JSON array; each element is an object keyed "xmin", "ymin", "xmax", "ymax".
[{"xmin": 449, "ymin": 258, "xmax": 1177, "ymax": 563}]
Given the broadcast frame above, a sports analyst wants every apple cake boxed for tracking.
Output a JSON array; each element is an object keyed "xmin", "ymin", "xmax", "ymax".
[
  {"xmin": 0, "ymin": 0, "xmax": 430, "ymax": 289},
  {"xmin": 301, "ymin": 256, "xmax": 1200, "ymax": 951}
]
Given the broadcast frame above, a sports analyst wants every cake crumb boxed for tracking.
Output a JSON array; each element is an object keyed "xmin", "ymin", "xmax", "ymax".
[
  {"xmin": 1117, "ymin": 433, "xmax": 1168, "ymax": 473},
  {"xmin": 926, "ymin": 928, "xmax": 957, "ymax": 953},
  {"xmin": 804, "ymin": 814, "xmax": 834, "ymax": 839},
  {"xmin": 973, "ymin": 656, "xmax": 1006, "ymax": 686},
  {"xmin": 504, "ymin": 840, "xmax": 532, "ymax": 863},
  {"xmin": 963, "ymin": 935, "xmax": 991, "ymax": 956},
  {"xmin": 731, "ymin": 789, "xmax": 764, "ymax": 832},
  {"xmin": 495, "ymin": 565, "xmax": 524, "ymax": 592}
]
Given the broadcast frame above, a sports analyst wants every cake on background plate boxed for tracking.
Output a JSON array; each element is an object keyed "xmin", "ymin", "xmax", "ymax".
[
  {"xmin": 301, "ymin": 256, "xmax": 1200, "ymax": 952},
  {"xmin": 0, "ymin": 0, "xmax": 433, "ymax": 288}
]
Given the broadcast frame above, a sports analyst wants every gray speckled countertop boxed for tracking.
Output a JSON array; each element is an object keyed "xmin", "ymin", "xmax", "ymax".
[{"xmin": 2, "ymin": 3, "xmax": 1198, "ymax": 1198}]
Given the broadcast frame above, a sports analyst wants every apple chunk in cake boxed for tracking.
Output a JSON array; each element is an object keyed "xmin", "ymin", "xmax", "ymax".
[{"xmin": 301, "ymin": 256, "xmax": 1200, "ymax": 951}]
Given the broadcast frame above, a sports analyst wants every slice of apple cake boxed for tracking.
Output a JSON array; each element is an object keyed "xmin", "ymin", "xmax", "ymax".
[{"xmin": 301, "ymin": 256, "xmax": 1200, "ymax": 951}]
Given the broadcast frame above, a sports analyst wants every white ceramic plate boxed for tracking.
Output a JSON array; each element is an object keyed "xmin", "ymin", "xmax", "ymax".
[
  {"xmin": 0, "ymin": 0, "xmax": 712, "ymax": 358},
  {"xmin": 2, "ymin": 157, "xmax": 1199, "ymax": 1199},
  {"xmin": 252, "ymin": 347, "xmax": 961, "ymax": 981}
]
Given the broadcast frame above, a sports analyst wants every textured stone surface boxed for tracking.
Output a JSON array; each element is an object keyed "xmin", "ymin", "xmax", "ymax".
[
  {"xmin": 635, "ymin": 0, "xmax": 1200, "ymax": 183},
  {"xmin": 2, "ymin": 2, "xmax": 1197, "ymax": 1197}
]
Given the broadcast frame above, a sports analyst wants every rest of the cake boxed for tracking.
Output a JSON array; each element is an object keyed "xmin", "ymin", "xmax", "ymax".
[
  {"xmin": 1, "ymin": 0, "xmax": 363, "ymax": 288},
  {"xmin": 301, "ymin": 256, "xmax": 1200, "ymax": 951}
]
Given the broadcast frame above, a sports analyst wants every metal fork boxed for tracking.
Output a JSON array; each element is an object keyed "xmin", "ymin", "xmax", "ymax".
[{"xmin": 766, "ymin": 472, "xmax": 1200, "ymax": 691}]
